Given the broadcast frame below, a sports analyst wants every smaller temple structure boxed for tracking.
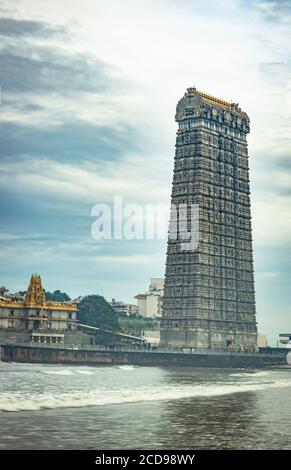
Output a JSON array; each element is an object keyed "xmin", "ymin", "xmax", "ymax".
[{"xmin": 0, "ymin": 274, "xmax": 78, "ymax": 344}]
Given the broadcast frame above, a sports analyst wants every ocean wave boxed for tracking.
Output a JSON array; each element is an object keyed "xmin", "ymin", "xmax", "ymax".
[
  {"xmin": 230, "ymin": 371, "xmax": 269, "ymax": 377},
  {"xmin": 42, "ymin": 368, "xmax": 95, "ymax": 375},
  {"xmin": 117, "ymin": 365, "xmax": 137, "ymax": 371},
  {"xmin": 74, "ymin": 370, "xmax": 95, "ymax": 375},
  {"xmin": 41, "ymin": 369, "xmax": 75, "ymax": 376},
  {"xmin": 1, "ymin": 378, "xmax": 291, "ymax": 412}
]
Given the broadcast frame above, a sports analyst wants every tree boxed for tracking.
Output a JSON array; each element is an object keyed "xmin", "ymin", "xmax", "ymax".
[
  {"xmin": 77, "ymin": 295, "xmax": 118, "ymax": 333},
  {"xmin": 45, "ymin": 290, "xmax": 71, "ymax": 302}
]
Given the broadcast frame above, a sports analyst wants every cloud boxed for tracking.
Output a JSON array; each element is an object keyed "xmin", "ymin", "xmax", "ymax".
[
  {"xmin": 0, "ymin": 44, "xmax": 114, "ymax": 95},
  {"xmin": 0, "ymin": 0, "xmax": 291, "ymax": 345},
  {"xmin": 252, "ymin": 194, "xmax": 291, "ymax": 246},
  {"xmin": 0, "ymin": 120, "xmax": 144, "ymax": 164},
  {"xmin": 0, "ymin": 17, "xmax": 64, "ymax": 37},
  {"xmin": 260, "ymin": 271, "xmax": 281, "ymax": 278},
  {"xmin": 0, "ymin": 14, "xmax": 135, "ymax": 132},
  {"xmin": 257, "ymin": 0, "xmax": 291, "ymax": 23}
]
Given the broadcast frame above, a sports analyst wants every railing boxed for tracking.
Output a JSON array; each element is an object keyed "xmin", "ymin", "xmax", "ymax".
[{"xmin": 0, "ymin": 340, "xmax": 287, "ymax": 358}]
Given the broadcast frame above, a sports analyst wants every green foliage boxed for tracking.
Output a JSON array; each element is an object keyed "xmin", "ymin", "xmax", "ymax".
[
  {"xmin": 77, "ymin": 295, "xmax": 118, "ymax": 333},
  {"xmin": 45, "ymin": 290, "xmax": 71, "ymax": 302},
  {"xmin": 18, "ymin": 291, "xmax": 27, "ymax": 296}
]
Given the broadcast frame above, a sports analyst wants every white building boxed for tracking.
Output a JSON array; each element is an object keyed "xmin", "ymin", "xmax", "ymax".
[
  {"xmin": 279, "ymin": 333, "xmax": 291, "ymax": 348},
  {"xmin": 110, "ymin": 299, "xmax": 138, "ymax": 317},
  {"xmin": 257, "ymin": 334, "xmax": 268, "ymax": 348},
  {"xmin": 135, "ymin": 278, "xmax": 164, "ymax": 318}
]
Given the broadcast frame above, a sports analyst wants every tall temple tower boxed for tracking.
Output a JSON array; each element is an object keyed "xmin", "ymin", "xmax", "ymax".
[
  {"xmin": 160, "ymin": 87, "xmax": 257, "ymax": 350},
  {"xmin": 24, "ymin": 274, "xmax": 45, "ymax": 307}
]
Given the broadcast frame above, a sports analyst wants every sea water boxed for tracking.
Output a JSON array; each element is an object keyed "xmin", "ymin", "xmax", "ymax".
[{"xmin": 0, "ymin": 361, "xmax": 291, "ymax": 449}]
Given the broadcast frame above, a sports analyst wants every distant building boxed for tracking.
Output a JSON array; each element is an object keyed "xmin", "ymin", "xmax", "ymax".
[
  {"xmin": 279, "ymin": 333, "xmax": 291, "ymax": 348},
  {"xmin": 0, "ymin": 274, "xmax": 78, "ymax": 344},
  {"xmin": 110, "ymin": 299, "xmax": 138, "ymax": 317},
  {"xmin": 142, "ymin": 329, "xmax": 160, "ymax": 347},
  {"xmin": 135, "ymin": 278, "xmax": 164, "ymax": 318},
  {"xmin": 257, "ymin": 334, "xmax": 268, "ymax": 348}
]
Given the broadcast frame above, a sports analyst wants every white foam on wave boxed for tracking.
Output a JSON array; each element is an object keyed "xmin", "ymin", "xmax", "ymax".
[
  {"xmin": 118, "ymin": 365, "xmax": 136, "ymax": 371},
  {"xmin": 1, "ymin": 378, "xmax": 291, "ymax": 412},
  {"xmin": 230, "ymin": 371, "xmax": 270, "ymax": 378},
  {"xmin": 74, "ymin": 370, "xmax": 95, "ymax": 375},
  {"xmin": 41, "ymin": 369, "xmax": 75, "ymax": 376}
]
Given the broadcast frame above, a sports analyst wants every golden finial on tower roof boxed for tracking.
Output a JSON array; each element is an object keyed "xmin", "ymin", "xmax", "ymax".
[{"xmin": 196, "ymin": 89, "xmax": 233, "ymax": 109}]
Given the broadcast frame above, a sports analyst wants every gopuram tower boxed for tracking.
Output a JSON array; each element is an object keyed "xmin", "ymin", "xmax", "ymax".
[{"xmin": 160, "ymin": 87, "xmax": 257, "ymax": 350}]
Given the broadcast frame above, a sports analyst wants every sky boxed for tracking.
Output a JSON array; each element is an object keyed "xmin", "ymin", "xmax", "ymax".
[{"xmin": 0, "ymin": 0, "xmax": 290, "ymax": 345}]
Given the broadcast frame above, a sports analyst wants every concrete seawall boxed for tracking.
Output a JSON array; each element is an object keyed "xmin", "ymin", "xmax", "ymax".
[{"xmin": 0, "ymin": 344, "xmax": 287, "ymax": 368}]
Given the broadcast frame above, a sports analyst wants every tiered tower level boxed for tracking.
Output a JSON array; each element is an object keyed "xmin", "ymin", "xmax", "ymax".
[{"xmin": 160, "ymin": 87, "xmax": 257, "ymax": 350}]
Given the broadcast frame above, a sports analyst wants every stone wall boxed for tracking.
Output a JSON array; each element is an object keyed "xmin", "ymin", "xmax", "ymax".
[{"xmin": 0, "ymin": 344, "xmax": 287, "ymax": 369}]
